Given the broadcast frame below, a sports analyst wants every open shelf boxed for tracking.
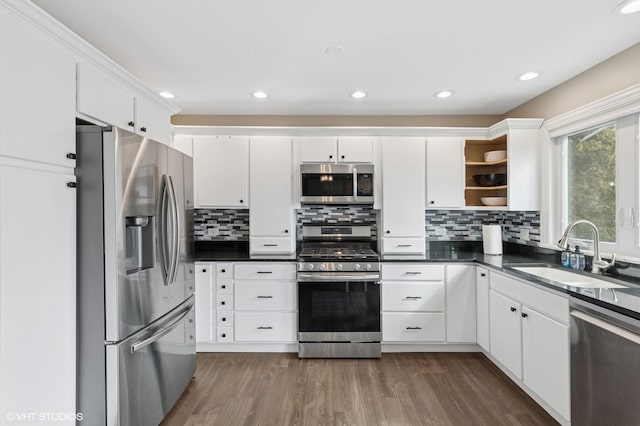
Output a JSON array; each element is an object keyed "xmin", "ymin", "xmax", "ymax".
[
  {"xmin": 465, "ymin": 185, "xmax": 508, "ymax": 191},
  {"xmin": 465, "ymin": 159, "xmax": 507, "ymax": 166},
  {"xmin": 465, "ymin": 135, "xmax": 508, "ymax": 207}
]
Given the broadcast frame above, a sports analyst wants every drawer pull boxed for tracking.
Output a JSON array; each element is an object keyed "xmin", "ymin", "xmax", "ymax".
[
  {"xmin": 406, "ymin": 326, "xmax": 422, "ymax": 330},
  {"xmin": 257, "ymin": 271, "xmax": 273, "ymax": 274},
  {"xmin": 263, "ymin": 244, "xmax": 278, "ymax": 247},
  {"xmin": 405, "ymin": 272, "xmax": 422, "ymax": 275},
  {"xmin": 510, "ymin": 307, "xmax": 517, "ymax": 312},
  {"xmin": 397, "ymin": 244, "xmax": 413, "ymax": 247},
  {"xmin": 257, "ymin": 295, "xmax": 273, "ymax": 299},
  {"xmin": 405, "ymin": 296, "xmax": 422, "ymax": 300},
  {"xmin": 257, "ymin": 326, "xmax": 273, "ymax": 330},
  {"xmin": 521, "ymin": 313, "xmax": 529, "ymax": 318}
]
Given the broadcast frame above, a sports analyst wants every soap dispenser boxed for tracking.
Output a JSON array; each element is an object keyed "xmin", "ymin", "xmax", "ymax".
[
  {"xmin": 561, "ymin": 245, "xmax": 571, "ymax": 268},
  {"xmin": 574, "ymin": 246, "xmax": 585, "ymax": 270}
]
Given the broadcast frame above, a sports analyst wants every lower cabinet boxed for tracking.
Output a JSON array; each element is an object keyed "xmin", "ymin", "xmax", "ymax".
[
  {"xmin": 382, "ymin": 312, "xmax": 445, "ymax": 342},
  {"xmin": 475, "ymin": 267, "xmax": 490, "ymax": 351},
  {"xmin": 235, "ymin": 312, "xmax": 297, "ymax": 342},
  {"xmin": 445, "ymin": 265, "xmax": 476, "ymax": 343},
  {"xmin": 488, "ymin": 271, "xmax": 570, "ymax": 422}
]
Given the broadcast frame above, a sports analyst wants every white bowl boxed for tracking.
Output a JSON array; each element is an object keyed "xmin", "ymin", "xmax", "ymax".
[
  {"xmin": 484, "ymin": 150, "xmax": 507, "ymax": 162},
  {"xmin": 481, "ymin": 197, "xmax": 507, "ymax": 206}
]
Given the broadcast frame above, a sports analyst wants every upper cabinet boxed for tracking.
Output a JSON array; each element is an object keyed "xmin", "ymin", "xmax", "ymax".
[
  {"xmin": 249, "ymin": 137, "xmax": 295, "ymax": 254},
  {"xmin": 76, "ymin": 62, "xmax": 172, "ymax": 145},
  {"xmin": 300, "ymin": 136, "xmax": 373, "ymax": 163},
  {"xmin": 464, "ymin": 119, "xmax": 543, "ymax": 210},
  {"xmin": 0, "ymin": 12, "xmax": 76, "ymax": 168},
  {"xmin": 193, "ymin": 135, "xmax": 249, "ymax": 208},
  {"xmin": 380, "ymin": 137, "xmax": 426, "ymax": 254},
  {"xmin": 426, "ymin": 137, "xmax": 465, "ymax": 208}
]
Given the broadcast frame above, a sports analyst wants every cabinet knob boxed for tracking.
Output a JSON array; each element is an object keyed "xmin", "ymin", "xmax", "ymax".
[
  {"xmin": 66, "ymin": 182, "xmax": 77, "ymax": 188},
  {"xmin": 128, "ymin": 121, "xmax": 135, "ymax": 127},
  {"xmin": 202, "ymin": 269, "xmax": 206, "ymax": 273},
  {"xmin": 222, "ymin": 317, "xmax": 226, "ymax": 322},
  {"xmin": 480, "ymin": 273, "xmax": 486, "ymax": 277},
  {"xmin": 329, "ymin": 155, "xmax": 333, "ymax": 159},
  {"xmin": 221, "ymin": 285, "xmax": 226, "ymax": 289},
  {"xmin": 221, "ymin": 269, "xmax": 226, "ymax": 273},
  {"xmin": 240, "ymin": 200, "xmax": 244, "ymax": 203},
  {"xmin": 341, "ymin": 155, "xmax": 345, "ymax": 159},
  {"xmin": 140, "ymin": 127, "xmax": 147, "ymax": 133},
  {"xmin": 510, "ymin": 307, "xmax": 516, "ymax": 312},
  {"xmin": 221, "ymin": 333, "xmax": 226, "ymax": 338},
  {"xmin": 521, "ymin": 313, "xmax": 529, "ymax": 318},
  {"xmin": 221, "ymin": 301, "xmax": 226, "ymax": 305},
  {"xmin": 429, "ymin": 201, "xmax": 435, "ymax": 205},
  {"xmin": 284, "ymin": 229, "xmax": 289, "ymax": 233},
  {"xmin": 66, "ymin": 153, "xmax": 77, "ymax": 160},
  {"xmin": 386, "ymin": 230, "xmax": 390, "ymax": 234}
]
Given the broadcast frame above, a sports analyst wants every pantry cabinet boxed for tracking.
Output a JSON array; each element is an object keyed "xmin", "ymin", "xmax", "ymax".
[
  {"xmin": 380, "ymin": 138, "xmax": 426, "ymax": 254},
  {"xmin": 193, "ymin": 135, "xmax": 249, "ymax": 208},
  {"xmin": 426, "ymin": 137, "xmax": 465, "ymax": 208}
]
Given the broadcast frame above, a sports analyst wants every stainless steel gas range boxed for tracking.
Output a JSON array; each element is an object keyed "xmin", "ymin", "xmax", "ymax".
[{"xmin": 297, "ymin": 224, "xmax": 381, "ymax": 358}]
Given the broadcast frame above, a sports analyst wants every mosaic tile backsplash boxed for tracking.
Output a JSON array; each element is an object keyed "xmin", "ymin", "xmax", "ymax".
[
  {"xmin": 193, "ymin": 209, "xmax": 249, "ymax": 241},
  {"xmin": 296, "ymin": 205, "xmax": 378, "ymax": 240},
  {"xmin": 425, "ymin": 210, "xmax": 540, "ymax": 245}
]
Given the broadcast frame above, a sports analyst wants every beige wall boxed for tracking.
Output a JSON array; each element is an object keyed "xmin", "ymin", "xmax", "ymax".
[
  {"xmin": 171, "ymin": 114, "xmax": 501, "ymax": 128},
  {"xmin": 505, "ymin": 42, "xmax": 640, "ymax": 119}
]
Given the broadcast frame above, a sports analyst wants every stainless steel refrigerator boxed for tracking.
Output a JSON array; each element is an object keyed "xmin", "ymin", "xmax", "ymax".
[{"xmin": 76, "ymin": 125, "xmax": 195, "ymax": 425}]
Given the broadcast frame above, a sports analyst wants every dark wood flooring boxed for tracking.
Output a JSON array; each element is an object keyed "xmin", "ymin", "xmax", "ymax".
[{"xmin": 162, "ymin": 352, "xmax": 557, "ymax": 425}]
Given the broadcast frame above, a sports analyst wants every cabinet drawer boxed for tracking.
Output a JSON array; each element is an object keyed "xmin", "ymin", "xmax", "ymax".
[
  {"xmin": 381, "ymin": 264, "xmax": 444, "ymax": 281},
  {"xmin": 216, "ymin": 326, "xmax": 233, "ymax": 342},
  {"xmin": 216, "ymin": 262, "xmax": 234, "ymax": 278},
  {"xmin": 216, "ymin": 294, "xmax": 233, "ymax": 311},
  {"xmin": 234, "ymin": 263, "xmax": 296, "ymax": 280},
  {"xmin": 490, "ymin": 271, "xmax": 569, "ymax": 324},
  {"xmin": 382, "ymin": 282, "xmax": 444, "ymax": 312},
  {"xmin": 381, "ymin": 238, "xmax": 426, "ymax": 255},
  {"xmin": 217, "ymin": 311, "xmax": 234, "ymax": 327},
  {"xmin": 382, "ymin": 313, "xmax": 445, "ymax": 342},
  {"xmin": 250, "ymin": 237, "xmax": 295, "ymax": 254},
  {"xmin": 234, "ymin": 280, "xmax": 297, "ymax": 311},
  {"xmin": 216, "ymin": 278, "xmax": 233, "ymax": 295},
  {"xmin": 234, "ymin": 312, "xmax": 297, "ymax": 342}
]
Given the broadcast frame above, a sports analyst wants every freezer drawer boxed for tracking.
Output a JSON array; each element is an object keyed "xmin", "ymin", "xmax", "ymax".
[{"xmin": 106, "ymin": 297, "xmax": 195, "ymax": 426}]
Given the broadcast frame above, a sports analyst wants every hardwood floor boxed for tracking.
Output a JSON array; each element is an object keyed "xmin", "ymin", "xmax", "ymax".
[{"xmin": 162, "ymin": 352, "xmax": 557, "ymax": 426}]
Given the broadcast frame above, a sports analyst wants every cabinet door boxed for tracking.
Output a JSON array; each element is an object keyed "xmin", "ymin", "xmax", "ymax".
[
  {"xmin": 0, "ymin": 13, "xmax": 76, "ymax": 168},
  {"xmin": 76, "ymin": 62, "xmax": 135, "ymax": 132},
  {"xmin": 337, "ymin": 137, "xmax": 373, "ymax": 163},
  {"xmin": 173, "ymin": 135, "xmax": 193, "ymax": 157},
  {"xmin": 249, "ymin": 137, "xmax": 295, "ymax": 239},
  {"xmin": 489, "ymin": 290, "xmax": 522, "ymax": 379},
  {"xmin": 0, "ymin": 165, "xmax": 76, "ymax": 417},
  {"xmin": 522, "ymin": 307, "xmax": 570, "ymax": 420},
  {"xmin": 300, "ymin": 137, "xmax": 337, "ymax": 162},
  {"xmin": 193, "ymin": 135, "xmax": 249, "ymax": 207},
  {"xmin": 134, "ymin": 96, "xmax": 172, "ymax": 146},
  {"xmin": 381, "ymin": 138, "xmax": 426, "ymax": 238},
  {"xmin": 507, "ymin": 128, "xmax": 540, "ymax": 211},
  {"xmin": 426, "ymin": 137, "xmax": 464, "ymax": 208},
  {"xmin": 194, "ymin": 263, "xmax": 213, "ymax": 342},
  {"xmin": 476, "ymin": 267, "xmax": 490, "ymax": 352},
  {"xmin": 446, "ymin": 265, "xmax": 476, "ymax": 343}
]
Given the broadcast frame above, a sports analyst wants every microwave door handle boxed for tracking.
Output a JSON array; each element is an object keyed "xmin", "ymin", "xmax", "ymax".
[
  {"xmin": 160, "ymin": 175, "xmax": 171, "ymax": 285},
  {"xmin": 353, "ymin": 168, "xmax": 358, "ymax": 201}
]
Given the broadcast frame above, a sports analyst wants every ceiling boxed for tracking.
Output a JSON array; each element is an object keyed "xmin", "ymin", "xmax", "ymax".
[{"xmin": 32, "ymin": 0, "xmax": 640, "ymax": 116}]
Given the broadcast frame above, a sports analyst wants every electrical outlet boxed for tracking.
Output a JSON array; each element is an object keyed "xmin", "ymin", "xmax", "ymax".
[
  {"xmin": 207, "ymin": 228, "xmax": 219, "ymax": 237},
  {"xmin": 520, "ymin": 228, "xmax": 530, "ymax": 241}
]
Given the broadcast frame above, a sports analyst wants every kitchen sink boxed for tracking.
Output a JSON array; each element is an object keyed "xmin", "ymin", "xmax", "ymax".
[{"xmin": 511, "ymin": 266, "xmax": 627, "ymax": 289}]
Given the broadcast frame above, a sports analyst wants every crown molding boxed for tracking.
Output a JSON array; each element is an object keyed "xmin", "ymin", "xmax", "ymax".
[{"xmin": 0, "ymin": 0, "xmax": 180, "ymax": 114}]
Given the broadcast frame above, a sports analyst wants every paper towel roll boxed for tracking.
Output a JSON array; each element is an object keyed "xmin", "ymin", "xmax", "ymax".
[{"xmin": 482, "ymin": 225, "xmax": 503, "ymax": 255}]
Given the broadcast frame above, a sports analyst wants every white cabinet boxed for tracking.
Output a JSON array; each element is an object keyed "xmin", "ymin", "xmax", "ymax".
[
  {"xmin": 475, "ymin": 267, "xmax": 490, "ymax": 352},
  {"xmin": 382, "ymin": 282, "xmax": 445, "ymax": 312},
  {"xmin": 234, "ymin": 281, "xmax": 296, "ymax": 311},
  {"xmin": 172, "ymin": 135, "xmax": 193, "ymax": 157},
  {"xmin": 445, "ymin": 265, "xmax": 476, "ymax": 343},
  {"xmin": 0, "ymin": 13, "xmax": 76, "ymax": 168},
  {"xmin": 76, "ymin": 62, "xmax": 172, "ymax": 145},
  {"xmin": 380, "ymin": 138, "xmax": 426, "ymax": 254},
  {"xmin": 194, "ymin": 263, "xmax": 213, "ymax": 342},
  {"xmin": 193, "ymin": 135, "xmax": 249, "ymax": 208},
  {"xmin": 489, "ymin": 290, "xmax": 523, "ymax": 379},
  {"xmin": 0, "ymin": 164, "xmax": 76, "ymax": 420},
  {"xmin": 382, "ymin": 313, "xmax": 445, "ymax": 342},
  {"xmin": 426, "ymin": 137, "xmax": 464, "ymax": 208},
  {"xmin": 299, "ymin": 137, "xmax": 373, "ymax": 163},
  {"xmin": 249, "ymin": 137, "xmax": 295, "ymax": 253},
  {"xmin": 234, "ymin": 312, "xmax": 297, "ymax": 342}
]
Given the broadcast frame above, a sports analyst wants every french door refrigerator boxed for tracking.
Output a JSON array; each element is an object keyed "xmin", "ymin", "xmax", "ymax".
[{"xmin": 76, "ymin": 125, "xmax": 195, "ymax": 425}]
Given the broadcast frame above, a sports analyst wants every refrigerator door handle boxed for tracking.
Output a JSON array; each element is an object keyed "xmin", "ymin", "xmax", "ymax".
[
  {"xmin": 167, "ymin": 176, "xmax": 180, "ymax": 284},
  {"xmin": 160, "ymin": 175, "xmax": 171, "ymax": 285},
  {"xmin": 129, "ymin": 302, "xmax": 194, "ymax": 353}
]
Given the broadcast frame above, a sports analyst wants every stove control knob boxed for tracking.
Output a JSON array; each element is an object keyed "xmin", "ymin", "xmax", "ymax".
[
  {"xmin": 364, "ymin": 264, "xmax": 372, "ymax": 271},
  {"xmin": 307, "ymin": 264, "xmax": 314, "ymax": 271},
  {"xmin": 354, "ymin": 264, "xmax": 362, "ymax": 271},
  {"xmin": 337, "ymin": 264, "xmax": 343, "ymax": 271},
  {"xmin": 319, "ymin": 264, "xmax": 327, "ymax": 271}
]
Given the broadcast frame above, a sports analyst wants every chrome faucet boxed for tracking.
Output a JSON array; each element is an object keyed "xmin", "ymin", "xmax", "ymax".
[{"xmin": 558, "ymin": 219, "xmax": 616, "ymax": 274}]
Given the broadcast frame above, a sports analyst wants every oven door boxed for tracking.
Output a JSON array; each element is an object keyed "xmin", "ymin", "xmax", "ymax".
[{"xmin": 297, "ymin": 273, "xmax": 381, "ymax": 342}]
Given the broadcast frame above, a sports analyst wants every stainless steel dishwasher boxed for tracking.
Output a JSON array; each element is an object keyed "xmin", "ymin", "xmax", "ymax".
[{"xmin": 570, "ymin": 297, "xmax": 640, "ymax": 425}]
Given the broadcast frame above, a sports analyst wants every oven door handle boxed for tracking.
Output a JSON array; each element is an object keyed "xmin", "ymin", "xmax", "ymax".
[{"xmin": 297, "ymin": 273, "xmax": 381, "ymax": 282}]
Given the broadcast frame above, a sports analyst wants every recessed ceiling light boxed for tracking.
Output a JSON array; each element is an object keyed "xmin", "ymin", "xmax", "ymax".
[
  {"xmin": 516, "ymin": 71, "xmax": 542, "ymax": 81},
  {"xmin": 252, "ymin": 91, "xmax": 269, "ymax": 99},
  {"xmin": 614, "ymin": 0, "xmax": 640, "ymax": 14},
  {"xmin": 325, "ymin": 45, "xmax": 346, "ymax": 57},
  {"xmin": 158, "ymin": 91, "xmax": 175, "ymax": 99},
  {"xmin": 350, "ymin": 91, "xmax": 367, "ymax": 99},
  {"xmin": 434, "ymin": 90, "xmax": 453, "ymax": 99}
]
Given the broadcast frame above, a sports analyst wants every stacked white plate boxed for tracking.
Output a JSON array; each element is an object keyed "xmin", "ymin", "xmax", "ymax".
[{"xmin": 483, "ymin": 150, "xmax": 507, "ymax": 162}]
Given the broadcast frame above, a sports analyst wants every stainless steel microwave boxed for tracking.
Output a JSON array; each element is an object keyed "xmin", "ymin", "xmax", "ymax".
[{"xmin": 300, "ymin": 163, "xmax": 374, "ymax": 205}]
